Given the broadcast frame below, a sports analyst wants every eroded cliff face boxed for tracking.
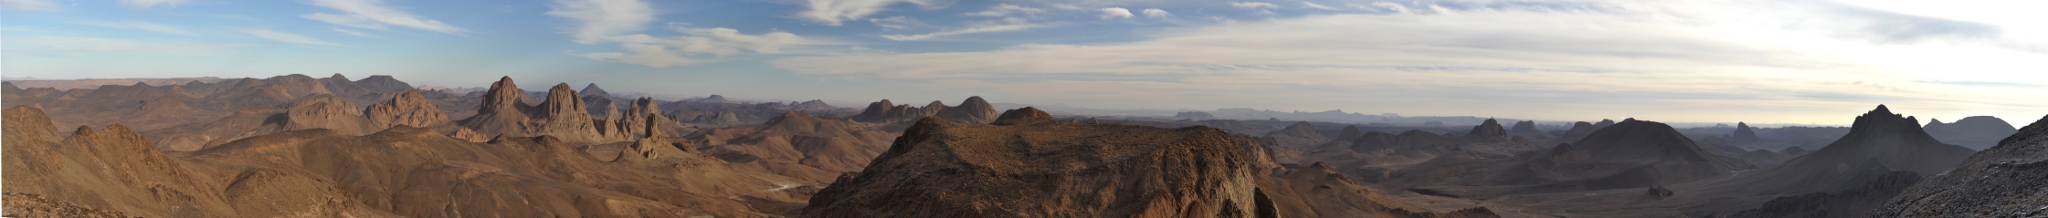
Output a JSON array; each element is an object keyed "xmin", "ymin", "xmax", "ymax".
[
  {"xmin": 802, "ymin": 107, "xmax": 1272, "ymax": 217},
  {"xmin": 1874, "ymin": 114, "xmax": 2048, "ymax": 217}
]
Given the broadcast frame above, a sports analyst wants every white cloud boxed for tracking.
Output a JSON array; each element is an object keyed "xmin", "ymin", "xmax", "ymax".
[
  {"xmin": 1, "ymin": 0, "xmax": 56, "ymax": 11},
  {"xmin": 1366, "ymin": 2, "xmax": 1407, "ymax": 14},
  {"xmin": 118, "ymin": 0, "xmax": 185, "ymax": 9},
  {"xmin": 303, "ymin": 0, "xmax": 466, "ymax": 35},
  {"xmin": 965, "ymin": 3, "xmax": 1044, "ymax": 17},
  {"xmin": 545, "ymin": 0, "xmax": 655, "ymax": 44},
  {"xmin": 1302, "ymin": 2, "xmax": 1336, "ymax": 10},
  {"xmin": 1426, "ymin": 4, "xmax": 1455, "ymax": 15},
  {"xmin": 1098, "ymin": 7, "xmax": 1133, "ymax": 19},
  {"xmin": 77, "ymin": 21, "xmax": 195, "ymax": 36},
  {"xmin": 578, "ymin": 27, "xmax": 815, "ymax": 66},
  {"xmin": 241, "ymin": 29, "xmax": 344, "ymax": 46},
  {"xmin": 882, "ymin": 22, "xmax": 1043, "ymax": 41},
  {"xmin": 332, "ymin": 27, "xmax": 378, "ymax": 37},
  {"xmin": 1142, "ymin": 8, "xmax": 1169, "ymax": 18},
  {"xmin": 868, "ymin": 16, "xmax": 924, "ymax": 30},
  {"xmin": 1231, "ymin": 1, "xmax": 1277, "ymax": 9},
  {"xmin": 797, "ymin": 0, "xmax": 947, "ymax": 26}
]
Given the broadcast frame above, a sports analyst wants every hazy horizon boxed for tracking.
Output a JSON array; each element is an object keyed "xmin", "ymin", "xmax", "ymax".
[{"xmin": 4, "ymin": 0, "xmax": 2043, "ymax": 127}]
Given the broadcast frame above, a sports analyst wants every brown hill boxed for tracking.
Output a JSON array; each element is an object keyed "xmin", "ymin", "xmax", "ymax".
[
  {"xmin": 1476, "ymin": 119, "xmax": 1754, "ymax": 191},
  {"xmin": 363, "ymin": 89, "xmax": 452, "ymax": 129},
  {"xmin": 1874, "ymin": 114, "xmax": 2048, "ymax": 216},
  {"xmin": 533, "ymin": 83, "xmax": 612, "ymax": 143},
  {"xmin": 1266, "ymin": 121, "xmax": 1331, "ymax": 149},
  {"xmin": 933, "ymin": 96, "xmax": 998, "ymax": 124},
  {"xmin": 801, "ymin": 107, "xmax": 1271, "ymax": 217},
  {"xmin": 686, "ymin": 110, "xmax": 897, "ymax": 183},
  {"xmin": 6, "ymin": 104, "xmax": 809, "ymax": 217},
  {"xmin": 1258, "ymin": 162, "xmax": 1502, "ymax": 217},
  {"xmin": 1712, "ymin": 105, "xmax": 1975, "ymax": 195},
  {"xmin": 1922, "ymin": 116, "xmax": 2018, "ymax": 150}
]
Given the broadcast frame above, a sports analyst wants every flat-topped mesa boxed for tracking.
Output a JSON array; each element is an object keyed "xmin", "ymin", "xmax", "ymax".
[
  {"xmin": 1923, "ymin": 116, "xmax": 2019, "ymax": 150},
  {"xmin": 282, "ymin": 94, "xmax": 374, "ymax": 135},
  {"xmin": 365, "ymin": 89, "xmax": 451, "ymax": 129},
  {"xmin": 934, "ymin": 96, "xmax": 998, "ymax": 124},
  {"xmin": 1560, "ymin": 121, "xmax": 1599, "ymax": 142},
  {"xmin": 850, "ymin": 98, "xmax": 953, "ymax": 123}
]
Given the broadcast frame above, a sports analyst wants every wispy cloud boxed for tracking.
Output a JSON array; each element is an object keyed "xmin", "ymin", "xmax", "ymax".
[
  {"xmin": 241, "ymin": 29, "xmax": 344, "ymax": 46},
  {"xmin": 1, "ymin": 0, "xmax": 57, "ymax": 11},
  {"xmin": 868, "ymin": 16, "xmax": 925, "ymax": 30},
  {"xmin": 545, "ymin": 0, "xmax": 654, "ymax": 44},
  {"xmin": 302, "ymin": 0, "xmax": 466, "ymax": 35},
  {"xmin": 1230, "ymin": 1, "xmax": 1278, "ymax": 9},
  {"xmin": 1301, "ymin": 2, "xmax": 1336, "ymax": 10},
  {"xmin": 77, "ymin": 21, "xmax": 195, "ymax": 36},
  {"xmin": 965, "ymin": 3, "xmax": 1044, "ymax": 17},
  {"xmin": 882, "ymin": 22, "xmax": 1043, "ymax": 41},
  {"xmin": 332, "ymin": 27, "xmax": 378, "ymax": 38},
  {"xmin": 1098, "ymin": 7, "xmax": 1132, "ymax": 19},
  {"xmin": 797, "ymin": 0, "xmax": 947, "ymax": 26},
  {"xmin": 118, "ymin": 0, "xmax": 185, "ymax": 9},
  {"xmin": 578, "ymin": 26, "xmax": 817, "ymax": 66}
]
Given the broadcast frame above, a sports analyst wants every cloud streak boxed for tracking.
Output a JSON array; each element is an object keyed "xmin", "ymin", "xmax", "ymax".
[
  {"xmin": 546, "ymin": 0, "xmax": 655, "ymax": 44},
  {"xmin": 797, "ymin": 0, "xmax": 946, "ymax": 26},
  {"xmin": 241, "ymin": 29, "xmax": 345, "ymax": 46},
  {"xmin": 303, "ymin": 0, "xmax": 467, "ymax": 35},
  {"xmin": 882, "ymin": 22, "xmax": 1043, "ymax": 41},
  {"xmin": 77, "ymin": 21, "xmax": 195, "ymax": 36}
]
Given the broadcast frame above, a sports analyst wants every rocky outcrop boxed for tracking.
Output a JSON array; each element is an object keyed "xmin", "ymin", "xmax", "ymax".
[
  {"xmin": 933, "ymin": 96, "xmax": 998, "ymax": 124},
  {"xmin": 802, "ymin": 107, "xmax": 1270, "ymax": 217},
  {"xmin": 848, "ymin": 99, "xmax": 946, "ymax": 123},
  {"xmin": 1177, "ymin": 111, "xmax": 1218, "ymax": 120},
  {"xmin": 456, "ymin": 77, "xmax": 622, "ymax": 144},
  {"xmin": 1507, "ymin": 120, "xmax": 1554, "ymax": 139},
  {"xmin": 1593, "ymin": 119, "xmax": 1616, "ymax": 129},
  {"xmin": 534, "ymin": 83, "xmax": 610, "ymax": 143},
  {"xmin": 1736, "ymin": 171, "xmax": 1922, "ymax": 218},
  {"xmin": 1923, "ymin": 116, "xmax": 2018, "ymax": 150},
  {"xmin": 459, "ymin": 76, "xmax": 534, "ymax": 136},
  {"xmin": 1874, "ymin": 114, "xmax": 2048, "ymax": 217},
  {"xmin": 364, "ymin": 90, "xmax": 451, "ymax": 129},
  {"xmin": 1645, "ymin": 186, "xmax": 1675, "ymax": 199},
  {"xmin": 1732, "ymin": 122, "xmax": 1765, "ymax": 146},
  {"xmin": 278, "ymin": 94, "xmax": 375, "ymax": 135},
  {"xmin": 1464, "ymin": 118, "xmax": 1510, "ymax": 142}
]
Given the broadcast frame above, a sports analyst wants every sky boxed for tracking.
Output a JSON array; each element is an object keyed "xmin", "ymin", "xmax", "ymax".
[{"xmin": 3, "ymin": 0, "xmax": 2044, "ymax": 126}]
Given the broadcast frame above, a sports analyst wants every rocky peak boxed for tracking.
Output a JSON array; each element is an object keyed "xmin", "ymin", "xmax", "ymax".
[
  {"xmin": 936, "ymin": 96, "xmax": 999, "ymax": 124},
  {"xmin": 1847, "ymin": 105, "xmax": 1929, "ymax": 143},
  {"xmin": 283, "ymin": 94, "xmax": 374, "ymax": 135},
  {"xmin": 579, "ymin": 83, "xmax": 610, "ymax": 97},
  {"xmin": 1733, "ymin": 122, "xmax": 1764, "ymax": 145},
  {"xmin": 1594, "ymin": 119, "xmax": 1617, "ymax": 129},
  {"xmin": 1509, "ymin": 120, "xmax": 1553, "ymax": 138},
  {"xmin": 991, "ymin": 107, "xmax": 1055, "ymax": 126},
  {"xmin": 364, "ymin": 89, "xmax": 451, "ymax": 129},
  {"xmin": 537, "ymin": 83, "xmax": 589, "ymax": 120},
  {"xmin": 1468, "ymin": 118, "xmax": 1509, "ymax": 138},
  {"xmin": 479, "ymin": 76, "xmax": 529, "ymax": 114}
]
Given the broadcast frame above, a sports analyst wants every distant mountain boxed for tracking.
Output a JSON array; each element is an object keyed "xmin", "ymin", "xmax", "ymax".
[
  {"xmin": 1716, "ymin": 105, "xmax": 1975, "ymax": 195},
  {"xmin": 1477, "ymin": 119, "xmax": 1754, "ymax": 191},
  {"xmin": 1266, "ymin": 121, "xmax": 1331, "ymax": 149},
  {"xmin": 1923, "ymin": 116, "xmax": 2018, "ymax": 150}
]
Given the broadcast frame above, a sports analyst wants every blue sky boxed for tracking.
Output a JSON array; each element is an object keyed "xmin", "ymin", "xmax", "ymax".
[{"xmin": 4, "ymin": 0, "xmax": 2045, "ymax": 126}]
